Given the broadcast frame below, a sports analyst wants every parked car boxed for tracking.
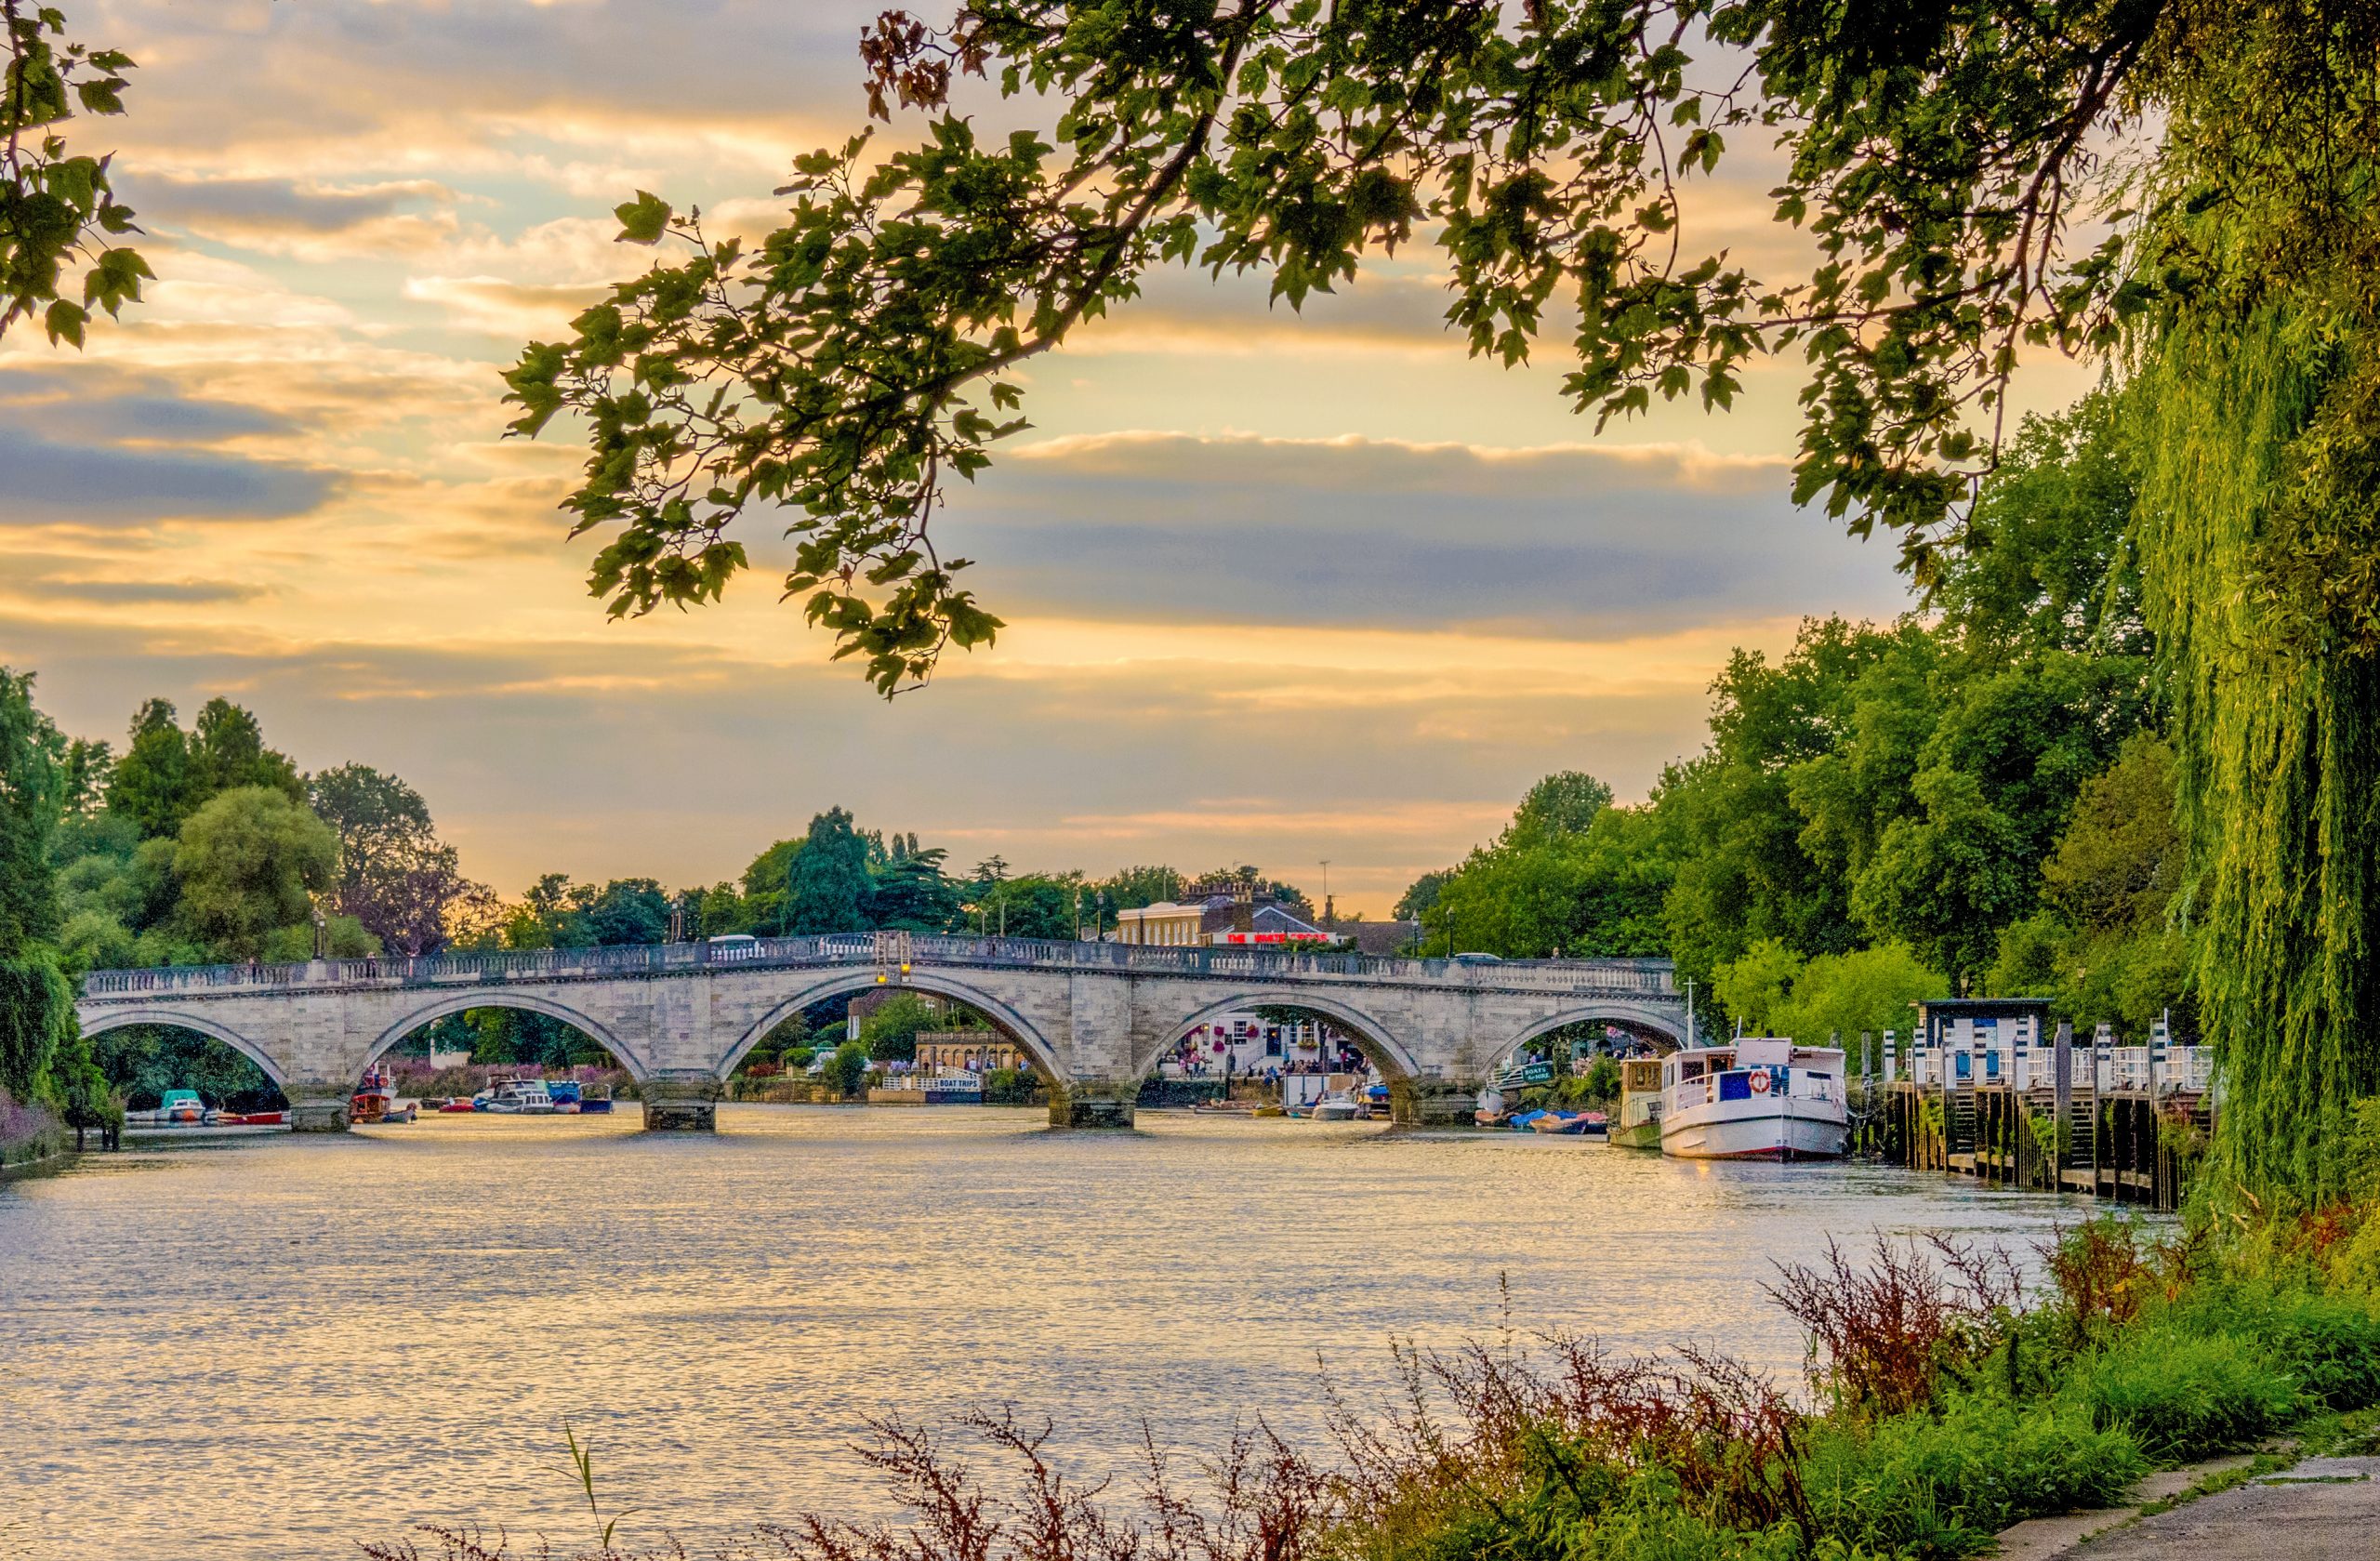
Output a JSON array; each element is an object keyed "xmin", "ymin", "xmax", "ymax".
[
  {"xmin": 1451, "ymin": 952, "xmax": 1503, "ymax": 966},
  {"xmin": 707, "ymin": 933, "xmax": 762, "ymax": 961}
]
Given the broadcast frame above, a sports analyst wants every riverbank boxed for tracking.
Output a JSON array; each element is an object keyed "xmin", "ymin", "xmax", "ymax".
[{"xmin": 0, "ymin": 1087, "xmax": 69, "ymax": 1176}]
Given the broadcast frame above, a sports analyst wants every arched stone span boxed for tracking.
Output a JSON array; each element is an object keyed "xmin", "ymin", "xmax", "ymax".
[
  {"xmin": 1140, "ymin": 991, "xmax": 1421, "ymax": 1081},
  {"xmin": 715, "ymin": 969, "xmax": 1067, "ymax": 1083},
  {"xmin": 1491, "ymin": 1002, "xmax": 1687, "ymax": 1070},
  {"xmin": 77, "ymin": 1007, "xmax": 290, "ymax": 1089},
  {"xmin": 365, "ymin": 992, "xmax": 653, "ymax": 1081}
]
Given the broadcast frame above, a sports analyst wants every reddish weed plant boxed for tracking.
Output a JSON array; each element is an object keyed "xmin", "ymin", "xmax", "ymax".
[
  {"xmin": 1326, "ymin": 1330, "xmax": 1810, "ymax": 1541},
  {"xmin": 2039, "ymin": 1215, "xmax": 2203, "ymax": 1347},
  {"xmin": 1765, "ymin": 1234, "xmax": 2023, "ymax": 1418}
]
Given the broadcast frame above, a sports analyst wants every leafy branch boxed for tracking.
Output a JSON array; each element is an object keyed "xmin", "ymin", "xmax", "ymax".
[
  {"xmin": 509, "ymin": 1, "xmax": 2185, "ymax": 694},
  {"xmin": 0, "ymin": 0, "xmax": 147, "ymax": 345}
]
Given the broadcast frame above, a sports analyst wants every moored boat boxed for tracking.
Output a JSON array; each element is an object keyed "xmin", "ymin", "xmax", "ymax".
[
  {"xmin": 350, "ymin": 1063, "xmax": 412, "ymax": 1124},
  {"xmin": 1309, "ymin": 1092, "xmax": 1370, "ymax": 1121},
  {"xmin": 471, "ymin": 1078, "xmax": 557, "ymax": 1114},
  {"xmin": 1658, "ymin": 1038, "xmax": 1847, "ymax": 1161},
  {"xmin": 1527, "ymin": 1108, "xmax": 1595, "ymax": 1135},
  {"xmin": 1609, "ymin": 1058, "xmax": 1667, "ymax": 1150}
]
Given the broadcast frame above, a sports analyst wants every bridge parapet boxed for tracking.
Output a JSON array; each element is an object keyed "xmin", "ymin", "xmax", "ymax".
[{"xmin": 80, "ymin": 934, "xmax": 1675, "ymax": 1001}]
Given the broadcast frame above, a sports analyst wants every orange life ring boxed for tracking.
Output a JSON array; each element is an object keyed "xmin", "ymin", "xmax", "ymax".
[{"xmin": 1750, "ymin": 1070, "xmax": 1771, "ymax": 1094}]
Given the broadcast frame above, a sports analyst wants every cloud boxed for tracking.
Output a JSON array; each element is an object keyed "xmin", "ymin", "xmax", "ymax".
[
  {"xmin": 0, "ymin": 364, "xmax": 298, "ymax": 445},
  {"xmin": 0, "ymin": 424, "xmax": 337, "ymax": 524},
  {"xmin": 124, "ymin": 174, "xmax": 464, "ymax": 258},
  {"xmin": 934, "ymin": 430, "xmax": 1911, "ymax": 638},
  {"xmin": 402, "ymin": 274, "xmax": 609, "ymax": 337}
]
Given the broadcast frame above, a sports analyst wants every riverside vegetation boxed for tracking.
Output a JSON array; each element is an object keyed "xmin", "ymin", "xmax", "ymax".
[{"xmin": 364, "ymin": 1116, "xmax": 2380, "ymax": 1561}]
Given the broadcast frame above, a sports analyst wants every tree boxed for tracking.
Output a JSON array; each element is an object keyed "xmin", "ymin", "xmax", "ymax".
[
  {"xmin": 739, "ymin": 837, "xmax": 802, "ymax": 933},
  {"xmin": 0, "ymin": 667, "xmax": 65, "ymax": 957},
  {"xmin": 106, "ymin": 698, "xmax": 201, "ymax": 840},
  {"xmin": 1508, "ymin": 772, "xmax": 1614, "ymax": 845},
  {"xmin": 510, "ymin": 2, "xmax": 2193, "ymax": 695},
  {"xmin": 869, "ymin": 847, "xmax": 961, "ymax": 932},
  {"xmin": 309, "ymin": 763, "xmax": 481, "ymax": 956},
  {"xmin": 1774, "ymin": 945, "xmax": 1942, "ymax": 1052},
  {"xmin": 970, "ymin": 873, "xmax": 1076, "ymax": 939},
  {"xmin": 1394, "ymin": 868, "xmax": 1452, "ymax": 925},
  {"xmin": 104, "ymin": 695, "xmax": 298, "ymax": 840},
  {"xmin": 820, "ymin": 1038, "xmax": 872, "ymax": 1099},
  {"xmin": 786, "ymin": 807, "xmax": 873, "ymax": 933},
  {"xmin": 860, "ymin": 991, "xmax": 942, "ymax": 1064},
  {"xmin": 171, "ymin": 786, "xmax": 339, "ymax": 960},
  {"xmin": 1, "ymin": 1, "xmax": 148, "ymax": 346},
  {"xmin": 584, "ymin": 879, "xmax": 669, "ymax": 946},
  {"xmin": 1098, "ymin": 865, "xmax": 1183, "ymax": 911},
  {"xmin": 191, "ymin": 697, "xmax": 300, "ymax": 800}
]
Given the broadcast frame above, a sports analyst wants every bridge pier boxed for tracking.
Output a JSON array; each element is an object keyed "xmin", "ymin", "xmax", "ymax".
[
  {"xmin": 1389, "ymin": 1078, "xmax": 1478, "ymax": 1129},
  {"xmin": 1051, "ymin": 1079, "xmax": 1137, "ymax": 1130},
  {"xmin": 288, "ymin": 1089, "xmax": 350, "ymax": 1132},
  {"xmin": 641, "ymin": 1073, "xmax": 721, "ymax": 1132}
]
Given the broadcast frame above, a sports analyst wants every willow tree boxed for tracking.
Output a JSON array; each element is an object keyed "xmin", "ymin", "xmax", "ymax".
[{"xmin": 510, "ymin": 2, "xmax": 2380, "ymax": 1199}]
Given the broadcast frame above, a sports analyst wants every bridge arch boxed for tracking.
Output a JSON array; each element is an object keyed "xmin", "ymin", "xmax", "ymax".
[
  {"xmin": 365, "ymin": 992, "xmax": 653, "ymax": 1080},
  {"xmin": 716, "ymin": 970, "xmax": 1066, "ymax": 1083},
  {"xmin": 76, "ymin": 1007, "xmax": 289, "ymax": 1089},
  {"xmin": 1492, "ymin": 1001, "xmax": 1686, "ymax": 1071},
  {"xmin": 1141, "ymin": 990, "xmax": 1421, "ymax": 1081}
]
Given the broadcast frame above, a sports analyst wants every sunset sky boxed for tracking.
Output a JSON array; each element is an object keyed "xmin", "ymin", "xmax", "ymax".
[{"xmin": 1, "ymin": 1, "xmax": 2095, "ymax": 915}]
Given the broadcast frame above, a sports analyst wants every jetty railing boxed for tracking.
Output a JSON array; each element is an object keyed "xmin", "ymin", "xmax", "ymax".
[{"xmin": 80, "ymin": 934, "xmax": 1677, "ymax": 1000}]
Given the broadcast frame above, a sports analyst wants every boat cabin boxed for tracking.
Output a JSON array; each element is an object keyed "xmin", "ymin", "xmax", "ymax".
[{"xmin": 1662, "ymin": 1039, "xmax": 1845, "ymax": 1111}]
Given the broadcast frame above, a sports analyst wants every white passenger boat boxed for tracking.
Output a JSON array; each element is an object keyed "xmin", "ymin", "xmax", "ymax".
[{"xmin": 1659, "ymin": 1038, "xmax": 1848, "ymax": 1161}]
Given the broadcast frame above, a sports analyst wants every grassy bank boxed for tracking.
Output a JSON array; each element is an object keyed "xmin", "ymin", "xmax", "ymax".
[{"xmin": 367, "ymin": 1155, "xmax": 2380, "ymax": 1561}]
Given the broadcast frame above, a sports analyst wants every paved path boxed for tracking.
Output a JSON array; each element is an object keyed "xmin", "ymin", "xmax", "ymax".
[{"xmin": 2067, "ymin": 1455, "xmax": 2379, "ymax": 1559}]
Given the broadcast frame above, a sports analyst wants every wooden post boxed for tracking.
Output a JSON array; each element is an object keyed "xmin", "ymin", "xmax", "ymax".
[{"xmin": 2053, "ymin": 1020, "xmax": 2073, "ymax": 1188}]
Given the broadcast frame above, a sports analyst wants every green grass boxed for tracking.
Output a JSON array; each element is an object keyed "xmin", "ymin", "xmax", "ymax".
[
  {"xmin": 2072, "ymin": 1328, "xmax": 2304, "ymax": 1462},
  {"xmin": 1799, "ymin": 1393, "xmax": 2146, "ymax": 1558}
]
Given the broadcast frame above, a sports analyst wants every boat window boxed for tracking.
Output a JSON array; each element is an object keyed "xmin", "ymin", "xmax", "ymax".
[{"xmin": 1678, "ymin": 1058, "xmax": 1705, "ymax": 1080}]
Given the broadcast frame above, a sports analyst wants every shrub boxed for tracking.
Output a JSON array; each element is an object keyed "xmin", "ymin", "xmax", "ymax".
[
  {"xmin": 1766, "ymin": 1236, "xmax": 2022, "ymax": 1417},
  {"xmin": 819, "ymin": 1039, "xmax": 871, "ymax": 1098},
  {"xmin": 2169, "ymin": 1279, "xmax": 2380, "ymax": 1410},
  {"xmin": 1801, "ymin": 1394, "xmax": 2144, "ymax": 1558},
  {"xmin": 2073, "ymin": 1328, "xmax": 2302, "ymax": 1462}
]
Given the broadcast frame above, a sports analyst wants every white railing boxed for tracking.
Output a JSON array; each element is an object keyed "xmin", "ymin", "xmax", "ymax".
[
  {"xmin": 80, "ymin": 933, "xmax": 1676, "ymax": 1000},
  {"xmin": 1888, "ymin": 1042, "xmax": 2215, "ymax": 1095}
]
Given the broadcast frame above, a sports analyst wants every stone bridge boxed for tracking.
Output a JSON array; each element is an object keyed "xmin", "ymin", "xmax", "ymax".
[{"xmin": 75, "ymin": 933, "xmax": 1686, "ymax": 1131}]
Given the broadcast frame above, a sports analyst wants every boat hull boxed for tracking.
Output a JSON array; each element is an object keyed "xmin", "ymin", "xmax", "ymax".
[{"xmin": 1660, "ymin": 1100, "xmax": 1847, "ymax": 1161}]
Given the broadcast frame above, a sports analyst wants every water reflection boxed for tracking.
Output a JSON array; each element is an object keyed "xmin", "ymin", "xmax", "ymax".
[{"xmin": 0, "ymin": 1106, "xmax": 2096, "ymax": 1559}]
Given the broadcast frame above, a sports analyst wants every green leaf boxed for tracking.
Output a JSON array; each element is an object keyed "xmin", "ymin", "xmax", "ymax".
[
  {"xmin": 614, "ymin": 191, "xmax": 673, "ymax": 245},
  {"xmin": 43, "ymin": 299, "xmax": 86, "ymax": 348}
]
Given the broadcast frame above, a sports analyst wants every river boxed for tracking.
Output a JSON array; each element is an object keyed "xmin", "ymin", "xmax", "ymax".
[{"xmin": 0, "ymin": 1107, "xmax": 2094, "ymax": 1559}]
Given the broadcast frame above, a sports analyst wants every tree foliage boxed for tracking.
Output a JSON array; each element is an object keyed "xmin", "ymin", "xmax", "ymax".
[
  {"xmin": 508, "ymin": 0, "xmax": 2222, "ymax": 693},
  {"xmin": 0, "ymin": 666, "xmax": 65, "ymax": 957},
  {"xmin": 171, "ymin": 787, "xmax": 339, "ymax": 961},
  {"xmin": 309, "ymin": 762, "xmax": 483, "ymax": 956},
  {"xmin": 787, "ymin": 806, "xmax": 875, "ymax": 933},
  {"xmin": 1, "ymin": 0, "xmax": 147, "ymax": 346}
]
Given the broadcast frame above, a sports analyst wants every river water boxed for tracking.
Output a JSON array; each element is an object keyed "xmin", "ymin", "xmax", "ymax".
[{"xmin": 0, "ymin": 1107, "xmax": 2093, "ymax": 1559}]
